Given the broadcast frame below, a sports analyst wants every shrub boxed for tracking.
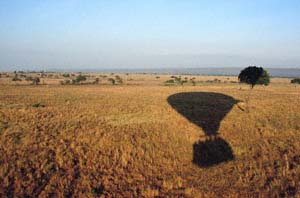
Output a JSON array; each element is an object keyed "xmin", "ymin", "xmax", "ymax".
[
  {"xmin": 75, "ymin": 74, "xmax": 87, "ymax": 83},
  {"xmin": 165, "ymin": 79, "xmax": 175, "ymax": 84},
  {"xmin": 180, "ymin": 80, "xmax": 188, "ymax": 85},
  {"xmin": 26, "ymin": 77, "xmax": 40, "ymax": 85},
  {"xmin": 213, "ymin": 79, "xmax": 221, "ymax": 83},
  {"xmin": 174, "ymin": 77, "xmax": 181, "ymax": 83},
  {"xmin": 25, "ymin": 76, "xmax": 33, "ymax": 81},
  {"xmin": 291, "ymin": 78, "xmax": 300, "ymax": 84},
  {"xmin": 32, "ymin": 77, "xmax": 40, "ymax": 85},
  {"xmin": 115, "ymin": 75, "xmax": 123, "ymax": 84},
  {"xmin": 32, "ymin": 103, "xmax": 45, "ymax": 108},
  {"xmin": 12, "ymin": 75, "xmax": 22, "ymax": 81},
  {"xmin": 94, "ymin": 78, "xmax": 100, "ymax": 84},
  {"xmin": 40, "ymin": 72, "xmax": 46, "ymax": 78},
  {"xmin": 108, "ymin": 78, "xmax": 115, "ymax": 85},
  {"xmin": 60, "ymin": 79, "xmax": 71, "ymax": 85},
  {"xmin": 62, "ymin": 73, "xmax": 70, "ymax": 78},
  {"xmin": 190, "ymin": 79, "xmax": 196, "ymax": 86}
]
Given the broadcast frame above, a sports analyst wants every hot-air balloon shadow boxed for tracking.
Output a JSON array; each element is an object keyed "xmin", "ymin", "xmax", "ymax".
[{"xmin": 167, "ymin": 92, "xmax": 239, "ymax": 167}]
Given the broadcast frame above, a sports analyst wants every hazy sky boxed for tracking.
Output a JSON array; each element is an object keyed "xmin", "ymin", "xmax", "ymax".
[{"xmin": 1, "ymin": 0, "xmax": 300, "ymax": 71}]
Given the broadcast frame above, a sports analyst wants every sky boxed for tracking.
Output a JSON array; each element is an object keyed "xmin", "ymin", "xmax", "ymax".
[{"xmin": 0, "ymin": 0, "xmax": 300, "ymax": 71}]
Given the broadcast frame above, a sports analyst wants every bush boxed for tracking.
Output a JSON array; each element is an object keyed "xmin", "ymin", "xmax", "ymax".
[
  {"xmin": 12, "ymin": 75, "xmax": 22, "ymax": 81},
  {"xmin": 173, "ymin": 77, "xmax": 181, "ymax": 83},
  {"xmin": 165, "ymin": 79, "xmax": 175, "ymax": 84},
  {"xmin": 75, "ymin": 74, "xmax": 87, "ymax": 83},
  {"xmin": 108, "ymin": 78, "xmax": 115, "ymax": 85},
  {"xmin": 60, "ymin": 79, "xmax": 71, "ymax": 85},
  {"xmin": 115, "ymin": 75, "xmax": 123, "ymax": 84},
  {"xmin": 94, "ymin": 78, "xmax": 100, "ymax": 84},
  {"xmin": 32, "ymin": 77, "xmax": 40, "ymax": 85},
  {"xmin": 40, "ymin": 72, "xmax": 46, "ymax": 78},
  {"xmin": 62, "ymin": 73, "xmax": 70, "ymax": 78},
  {"xmin": 291, "ymin": 78, "xmax": 300, "ymax": 84},
  {"xmin": 214, "ymin": 79, "xmax": 221, "ymax": 83},
  {"xmin": 32, "ymin": 103, "xmax": 45, "ymax": 108},
  {"xmin": 25, "ymin": 76, "xmax": 33, "ymax": 81},
  {"xmin": 26, "ymin": 77, "xmax": 40, "ymax": 85},
  {"xmin": 190, "ymin": 79, "xmax": 196, "ymax": 86},
  {"xmin": 180, "ymin": 80, "xmax": 188, "ymax": 85}
]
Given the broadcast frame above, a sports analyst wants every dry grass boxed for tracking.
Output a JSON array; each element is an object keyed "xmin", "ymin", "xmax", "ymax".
[{"xmin": 0, "ymin": 73, "xmax": 300, "ymax": 197}]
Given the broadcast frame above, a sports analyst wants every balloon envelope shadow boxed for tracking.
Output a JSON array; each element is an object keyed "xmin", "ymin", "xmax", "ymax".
[{"xmin": 167, "ymin": 92, "xmax": 238, "ymax": 167}]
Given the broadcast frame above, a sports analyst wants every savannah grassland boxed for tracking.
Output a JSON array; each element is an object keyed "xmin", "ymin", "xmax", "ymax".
[{"xmin": 0, "ymin": 73, "xmax": 300, "ymax": 197}]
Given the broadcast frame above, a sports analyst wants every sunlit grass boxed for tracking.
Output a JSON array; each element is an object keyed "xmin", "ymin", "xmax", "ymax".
[{"xmin": 0, "ymin": 75, "xmax": 300, "ymax": 197}]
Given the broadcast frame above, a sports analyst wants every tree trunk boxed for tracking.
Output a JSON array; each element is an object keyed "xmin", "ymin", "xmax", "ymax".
[{"xmin": 245, "ymin": 87, "xmax": 253, "ymax": 112}]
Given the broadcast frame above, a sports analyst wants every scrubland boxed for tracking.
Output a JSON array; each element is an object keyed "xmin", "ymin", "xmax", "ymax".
[{"xmin": 0, "ymin": 73, "xmax": 300, "ymax": 197}]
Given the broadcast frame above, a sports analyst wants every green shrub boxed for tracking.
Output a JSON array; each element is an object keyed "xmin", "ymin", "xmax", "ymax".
[
  {"xmin": 32, "ymin": 103, "xmax": 45, "ymax": 108},
  {"xmin": 165, "ymin": 79, "xmax": 175, "ymax": 84},
  {"xmin": 60, "ymin": 79, "xmax": 71, "ymax": 85},
  {"xmin": 32, "ymin": 77, "xmax": 40, "ymax": 85},
  {"xmin": 108, "ymin": 78, "xmax": 115, "ymax": 85},
  {"xmin": 291, "ymin": 78, "xmax": 300, "ymax": 84},
  {"xmin": 12, "ymin": 75, "xmax": 22, "ymax": 81},
  {"xmin": 25, "ymin": 76, "xmax": 33, "ymax": 81},
  {"xmin": 75, "ymin": 74, "xmax": 87, "ymax": 83},
  {"xmin": 115, "ymin": 75, "xmax": 123, "ymax": 84},
  {"xmin": 62, "ymin": 73, "xmax": 70, "ymax": 78},
  {"xmin": 25, "ymin": 76, "xmax": 40, "ymax": 85},
  {"xmin": 94, "ymin": 78, "xmax": 100, "ymax": 84},
  {"xmin": 190, "ymin": 79, "xmax": 196, "ymax": 86}
]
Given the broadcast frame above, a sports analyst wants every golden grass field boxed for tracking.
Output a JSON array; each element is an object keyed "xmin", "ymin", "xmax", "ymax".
[{"xmin": 0, "ymin": 73, "xmax": 300, "ymax": 197}]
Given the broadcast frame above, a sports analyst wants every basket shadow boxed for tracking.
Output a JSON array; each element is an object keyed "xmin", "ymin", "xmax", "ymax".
[{"xmin": 167, "ymin": 92, "xmax": 238, "ymax": 167}]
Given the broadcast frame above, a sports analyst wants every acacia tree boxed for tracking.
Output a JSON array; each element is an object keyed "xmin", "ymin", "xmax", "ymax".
[{"xmin": 238, "ymin": 66, "xmax": 270, "ymax": 111}]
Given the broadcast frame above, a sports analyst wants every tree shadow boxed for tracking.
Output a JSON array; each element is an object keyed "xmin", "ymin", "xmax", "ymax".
[{"xmin": 167, "ymin": 92, "xmax": 239, "ymax": 167}]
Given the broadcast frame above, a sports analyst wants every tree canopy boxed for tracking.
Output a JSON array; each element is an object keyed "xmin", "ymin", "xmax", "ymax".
[{"xmin": 238, "ymin": 66, "xmax": 270, "ymax": 88}]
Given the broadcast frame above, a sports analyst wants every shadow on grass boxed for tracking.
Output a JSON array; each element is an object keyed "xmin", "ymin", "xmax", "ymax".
[{"xmin": 167, "ymin": 92, "xmax": 239, "ymax": 167}]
